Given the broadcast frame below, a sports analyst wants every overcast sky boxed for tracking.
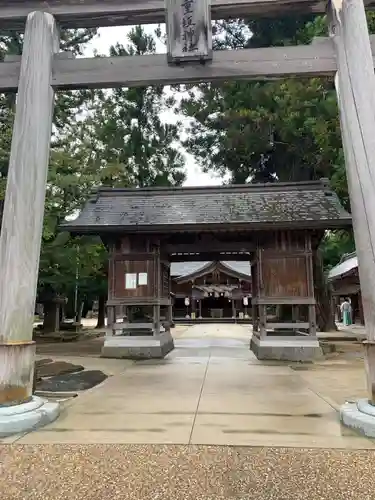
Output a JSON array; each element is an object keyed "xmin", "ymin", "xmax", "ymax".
[{"xmin": 85, "ymin": 26, "xmax": 223, "ymax": 187}]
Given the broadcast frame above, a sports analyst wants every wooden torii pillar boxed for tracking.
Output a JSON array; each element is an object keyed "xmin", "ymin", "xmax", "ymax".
[
  {"xmin": 0, "ymin": 12, "xmax": 60, "ymax": 436},
  {"xmin": 329, "ymin": 0, "xmax": 375, "ymax": 435}
]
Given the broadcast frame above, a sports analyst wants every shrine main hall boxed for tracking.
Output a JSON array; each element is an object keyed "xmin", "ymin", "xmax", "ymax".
[{"xmin": 65, "ymin": 180, "xmax": 351, "ymax": 362}]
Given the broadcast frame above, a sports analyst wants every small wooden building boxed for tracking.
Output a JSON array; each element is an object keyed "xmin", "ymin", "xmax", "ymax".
[
  {"xmin": 64, "ymin": 180, "xmax": 351, "ymax": 361},
  {"xmin": 328, "ymin": 252, "xmax": 364, "ymax": 324},
  {"xmin": 171, "ymin": 260, "xmax": 252, "ymax": 320}
]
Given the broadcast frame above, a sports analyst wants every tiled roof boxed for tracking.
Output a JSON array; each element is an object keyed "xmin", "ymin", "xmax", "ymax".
[
  {"xmin": 223, "ymin": 261, "xmax": 251, "ymax": 276},
  {"xmin": 170, "ymin": 261, "xmax": 250, "ymax": 277},
  {"xmin": 63, "ymin": 180, "xmax": 351, "ymax": 232},
  {"xmin": 170, "ymin": 262, "xmax": 210, "ymax": 277},
  {"xmin": 328, "ymin": 252, "xmax": 358, "ymax": 280}
]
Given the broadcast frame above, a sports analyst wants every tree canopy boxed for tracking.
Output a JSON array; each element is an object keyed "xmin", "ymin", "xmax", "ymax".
[
  {"xmin": 180, "ymin": 14, "xmax": 361, "ymax": 267},
  {"xmin": 1, "ymin": 13, "xmax": 368, "ymax": 327},
  {"xmin": 0, "ymin": 25, "xmax": 186, "ymax": 324}
]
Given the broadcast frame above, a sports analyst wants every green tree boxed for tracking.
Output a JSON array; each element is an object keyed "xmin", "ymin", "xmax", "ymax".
[
  {"xmin": 320, "ymin": 231, "xmax": 355, "ymax": 271},
  {"xmin": 0, "ymin": 27, "xmax": 102, "ymax": 329},
  {"xmin": 0, "ymin": 28, "xmax": 99, "ymax": 177},
  {"xmin": 90, "ymin": 26, "xmax": 185, "ymax": 188},
  {"xmin": 62, "ymin": 26, "xmax": 187, "ymax": 326},
  {"xmin": 36, "ymin": 25, "xmax": 186, "ymax": 329},
  {"xmin": 37, "ymin": 125, "xmax": 107, "ymax": 330},
  {"xmin": 180, "ymin": 14, "xmax": 364, "ymax": 330},
  {"xmin": 181, "ymin": 16, "xmax": 343, "ymax": 193}
]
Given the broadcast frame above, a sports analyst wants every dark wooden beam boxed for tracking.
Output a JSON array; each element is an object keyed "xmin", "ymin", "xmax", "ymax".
[
  {"xmin": 253, "ymin": 297, "xmax": 316, "ymax": 305},
  {"xmin": 0, "ymin": 37, "xmax": 355, "ymax": 92},
  {"xmin": 169, "ymin": 253, "xmax": 252, "ymax": 262},
  {"xmin": 167, "ymin": 242, "xmax": 254, "ymax": 254},
  {"xmin": 0, "ymin": 0, "xmax": 332, "ymax": 30}
]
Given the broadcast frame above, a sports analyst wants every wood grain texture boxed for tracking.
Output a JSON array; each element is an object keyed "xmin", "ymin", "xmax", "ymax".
[
  {"xmin": 0, "ymin": 0, "xmax": 335, "ymax": 29},
  {"xmin": 262, "ymin": 256, "xmax": 309, "ymax": 297},
  {"xmin": 169, "ymin": 253, "xmax": 251, "ymax": 261},
  {"xmin": 364, "ymin": 341, "xmax": 375, "ymax": 403},
  {"xmin": 113, "ymin": 259, "xmax": 156, "ymax": 299},
  {"xmin": 0, "ymin": 12, "xmax": 59, "ymax": 345},
  {"xmin": 0, "ymin": 38, "xmax": 353, "ymax": 91},
  {"xmin": 253, "ymin": 297, "xmax": 316, "ymax": 304},
  {"xmin": 0, "ymin": 343, "xmax": 35, "ymax": 405},
  {"xmin": 265, "ymin": 322, "xmax": 310, "ymax": 329},
  {"xmin": 165, "ymin": 0, "xmax": 212, "ymax": 63},
  {"xmin": 107, "ymin": 297, "xmax": 171, "ymax": 306},
  {"xmin": 331, "ymin": 0, "xmax": 375, "ymax": 341},
  {"xmin": 166, "ymin": 242, "xmax": 254, "ymax": 253}
]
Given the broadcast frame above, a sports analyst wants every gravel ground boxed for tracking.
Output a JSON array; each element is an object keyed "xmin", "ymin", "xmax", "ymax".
[{"xmin": 1, "ymin": 444, "xmax": 375, "ymax": 500}]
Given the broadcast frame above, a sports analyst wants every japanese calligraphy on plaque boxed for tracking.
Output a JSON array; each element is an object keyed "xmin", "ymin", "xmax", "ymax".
[{"xmin": 166, "ymin": 0, "xmax": 212, "ymax": 63}]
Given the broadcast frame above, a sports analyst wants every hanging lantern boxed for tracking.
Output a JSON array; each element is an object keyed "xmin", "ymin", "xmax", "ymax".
[
  {"xmin": 243, "ymin": 297, "xmax": 248, "ymax": 306},
  {"xmin": 184, "ymin": 297, "xmax": 190, "ymax": 306}
]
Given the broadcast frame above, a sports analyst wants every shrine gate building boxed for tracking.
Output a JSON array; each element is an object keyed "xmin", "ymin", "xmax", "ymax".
[
  {"xmin": 171, "ymin": 260, "xmax": 252, "ymax": 320},
  {"xmin": 64, "ymin": 179, "xmax": 351, "ymax": 362}
]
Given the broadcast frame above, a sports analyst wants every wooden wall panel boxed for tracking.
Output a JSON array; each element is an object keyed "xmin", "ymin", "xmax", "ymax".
[
  {"xmin": 261, "ymin": 230, "xmax": 311, "ymax": 253},
  {"xmin": 172, "ymin": 281, "xmax": 193, "ymax": 297},
  {"xmin": 118, "ymin": 236, "xmax": 152, "ymax": 253},
  {"xmin": 251, "ymin": 262, "xmax": 259, "ymax": 297},
  {"xmin": 262, "ymin": 256, "xmax": 308, "ymax": 297},
  {"xmin": 161, "ymin": 263, "xmax": 170, "ymax": 298},
  {"xmin": 108, "ymin": 244, "xmax": 116, "ymax": 300},
  {"xmin": 331, "ymin": 274, "xmax": 361, "ymax": 296},
  {"xmin": 113, "ymin": 259, "xmax": 155, "ymax": 299}
]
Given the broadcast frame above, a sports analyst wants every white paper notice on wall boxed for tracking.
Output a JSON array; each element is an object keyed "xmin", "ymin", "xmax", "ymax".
[
  {"xmin": 125, "ymin": 273, "xmax": 137, "ymax": 289},
  {"xmin": 138, "ymin": 272, "xmax": 148, "ymax": 286}
]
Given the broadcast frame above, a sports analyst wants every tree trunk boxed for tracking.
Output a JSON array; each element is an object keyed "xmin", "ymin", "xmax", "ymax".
[
  {"xmin": 42, "ymin": 301, "xmax": 59, "ymax": 333},
  {"xmin": 96, "ymin": 295, "xmax": 106, "ymax": 329},
  {"xmin": 82, "ymin": 301, "xmax": 90, "ymax": 319},
  {"xmin": 313, "ymin": 249, "xmax": 337, "ymax": 332},
  {"xmin": 76, "ymin": 301, "xmax": 84, "ymax": 323}
]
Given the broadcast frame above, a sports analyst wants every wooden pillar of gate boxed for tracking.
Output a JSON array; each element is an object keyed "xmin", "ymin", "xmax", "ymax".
[
  {"xmin": 198, "ymin": 299, "xmax": 202, "ymax": 319},
  {"xmin": 191, "ymin": 298, "xmax": 197, "ymax": 320},
  {"xmin": 0, "ymin": 12, "xmax": 59, "ymax": 407},
  {"xmin": 329, "ymin": 0, "xmax": 375, "ymax": 403}
]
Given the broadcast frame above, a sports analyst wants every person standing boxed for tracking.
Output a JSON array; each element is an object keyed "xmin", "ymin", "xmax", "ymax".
[{"xmin": 340, "ymin": 298, "xmax": 352, "ymax": 326}]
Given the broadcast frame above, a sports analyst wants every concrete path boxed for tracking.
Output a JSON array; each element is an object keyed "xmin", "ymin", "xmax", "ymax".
[
  {"xmin": 3, "ymin": 324, "xmax": 375, "ymax": 500},
  {"xmin": 336, "ymin": 322, "xmax": 367, "ymax": 340},
  {"xmin": 5, "ymin": 323, "xmax": 372, "ymax": 449}
]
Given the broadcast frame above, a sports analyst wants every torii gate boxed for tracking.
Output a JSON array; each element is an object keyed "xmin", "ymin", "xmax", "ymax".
[{"xmin": 0, "ymin": 0, "xmax": 374, "ymax": 437}]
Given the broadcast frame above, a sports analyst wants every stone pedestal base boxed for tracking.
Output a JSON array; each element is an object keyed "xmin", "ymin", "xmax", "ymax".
[
  {"xmin": 101, "ymin": 331, "xmax": 175, "ymax": 359},
  {"xmin": 0, "ymin": 396, "xmax": 60, "ymax": 437},
  {"xmin": 250, "ymin": 334, "xmax": 323, "ymax": 362},
  {"xmin": 340, "ymin": 399, "xmax": 375, "ymax": 438}
]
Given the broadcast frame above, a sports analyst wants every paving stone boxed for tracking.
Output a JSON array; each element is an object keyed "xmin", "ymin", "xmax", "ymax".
[
  {"xmin": 36, "ymin": 361, "xmax": 85, "ymax": 378},
  {"xmin": 35, "ymin": 358, "xmax": 53, "ymax": 368},
  {"xmin": 36, "ymin": 370, "xmax": 107, "ymax": 392}
]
